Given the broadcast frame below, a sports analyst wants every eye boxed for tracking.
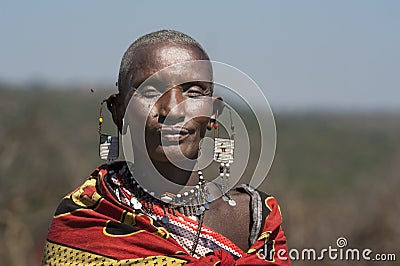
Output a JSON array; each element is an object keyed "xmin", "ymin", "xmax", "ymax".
[
  {"xmin": 184, "ymin": 84, "xmax": 205, "ymax": 98},
  {"xmin": 138, "ymin": 85, "xmax": 162, "ymax": 98}
]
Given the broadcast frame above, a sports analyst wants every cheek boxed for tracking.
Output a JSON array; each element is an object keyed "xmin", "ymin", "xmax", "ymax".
[
  {"xmin": 185, "ymin": 100, "xmax": 213, "ymax": 122},
  {"xmin": 185, "ymin": 107, "xmax": 212, "ymax": 137},
  {"xmin": 125, "ymin": 97, "xmax": 158, "ymax": 146},
  {"xmin": 126, "ymin": 97, "xmax": 153, "ymax": 126},
  {"xmin": 198, "ymin": 121, "xmax": 208, "ymax": 138},
  {"xmin": 187, "ymin": 118, "xmax": 209, "ymax": 140}
]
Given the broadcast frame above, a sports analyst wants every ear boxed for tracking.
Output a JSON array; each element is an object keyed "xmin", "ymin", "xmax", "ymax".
[
  {"xmin": 106, "ymin": 93, "xmax": 125, "ymax": 133},
  {"xmin": 207, "ymin": 96, "xmax": 224, "ymax": 130}
]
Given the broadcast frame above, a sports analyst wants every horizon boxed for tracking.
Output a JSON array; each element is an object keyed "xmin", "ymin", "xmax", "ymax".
[{"xmin": 2, "ymin": 80, "xmax": 400, "ymax": 113}]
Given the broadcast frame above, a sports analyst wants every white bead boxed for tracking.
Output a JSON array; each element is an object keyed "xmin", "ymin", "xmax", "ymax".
[
  {"xmin": 161, "ymin": 195, "xmax": 173, "ymax": 203},
  {"xmin": 228, "ymin": 199, "xmax": 237, "ymax": 206}
]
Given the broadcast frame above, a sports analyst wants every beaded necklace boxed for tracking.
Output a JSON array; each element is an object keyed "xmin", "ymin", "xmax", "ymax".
[{"xmin": 119, "ymin": 166, "xmax": 212, "ymax": 255}]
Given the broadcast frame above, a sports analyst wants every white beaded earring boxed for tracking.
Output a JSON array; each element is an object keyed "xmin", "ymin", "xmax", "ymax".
[
  {"xmin": 98, "ymin": 100, "xmax": 119, "ymax": 162},
  {"xmin": 213, "ymin": 109, "xmax": 236, "ymax": 206}
]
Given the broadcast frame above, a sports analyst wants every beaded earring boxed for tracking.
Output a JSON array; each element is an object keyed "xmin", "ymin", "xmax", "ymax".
[
  {"xmin": 98, "ymin": 100, "xmax": 119, "ymax": 162},
  {"xmin": 213, "ymin": 109, "xmax": 236, "ymax": 206}
]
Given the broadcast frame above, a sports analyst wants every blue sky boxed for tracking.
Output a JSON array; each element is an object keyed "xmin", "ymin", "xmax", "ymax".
[{"xmin": 1, "ymin": 1, "xmax": 399, "ymax": 110}]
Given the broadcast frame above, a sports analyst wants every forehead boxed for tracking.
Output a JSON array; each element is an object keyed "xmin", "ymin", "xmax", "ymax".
[{"xmin": 131, "ymin": 42, "xmax": 212, "ymax": 87}]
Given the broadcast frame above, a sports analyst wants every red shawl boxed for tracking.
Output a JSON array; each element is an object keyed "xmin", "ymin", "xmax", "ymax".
[{"xmin": 42, "ymin": 164, "xmax": 290, "ymax": 265}]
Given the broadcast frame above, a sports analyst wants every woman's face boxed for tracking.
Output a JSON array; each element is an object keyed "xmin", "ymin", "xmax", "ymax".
[{"xmin": 123, "ymin": 42, "xmax": 216, "ymax": 163}]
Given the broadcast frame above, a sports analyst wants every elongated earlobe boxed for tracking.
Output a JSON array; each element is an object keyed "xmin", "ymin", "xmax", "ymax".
[
  {"xmin": 207, "ymin": 117, "xmax": 216, "ymax": 130},
  {"xmin": 207, "ymin": 96, "xmax": 224, "ymax": 130},
  {"xmin": 106, "ymin": 93, "xmax": 124, "ymax": 133}
]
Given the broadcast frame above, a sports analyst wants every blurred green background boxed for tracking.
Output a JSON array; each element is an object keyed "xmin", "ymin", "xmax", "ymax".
[
  {"xmin": 1, "ymin": 84, "xmax": 398, "ymax": 265},
  {"xmin": 1, "ymin": 2, "xmax": 400, "ymax": 264}
]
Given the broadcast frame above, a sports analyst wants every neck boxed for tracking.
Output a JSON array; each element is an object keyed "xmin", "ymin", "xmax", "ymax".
[
  {"xmin": 132, "ymin": 152, "xmax": 200, "ymax": 195},
  {"xmin": 151, "ymin": 160, "xmax": 199, "ymax": 186}
]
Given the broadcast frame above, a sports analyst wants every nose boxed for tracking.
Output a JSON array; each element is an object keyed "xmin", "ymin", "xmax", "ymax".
[{"xmin": 157, "ymin": 87, "xmax": 185, "ymax": 125}]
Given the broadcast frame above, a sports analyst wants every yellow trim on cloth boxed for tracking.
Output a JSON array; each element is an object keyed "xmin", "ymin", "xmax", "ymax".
[{"xmin": 42, "ymin": 241, "xmax": 187, "ymax": 266}]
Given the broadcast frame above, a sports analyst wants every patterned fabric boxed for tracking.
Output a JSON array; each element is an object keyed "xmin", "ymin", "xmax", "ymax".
[
  {"xmin": 106, "ymin": 163, "xmax": 244, "ymax": 259},
  {"xmin": 42, "ymin": 162, "xmax": 290, "ymax": 265}
]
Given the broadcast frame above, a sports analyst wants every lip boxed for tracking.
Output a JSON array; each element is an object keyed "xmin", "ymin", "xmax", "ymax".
[{"xmin": 157, "ymin": 125, "xmax": 194, "ymax": 144}]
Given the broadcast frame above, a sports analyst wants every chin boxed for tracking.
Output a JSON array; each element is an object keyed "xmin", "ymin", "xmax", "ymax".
[{"xmin": 149, "ymin": 145, "xmax": 199, "ymax": 163}]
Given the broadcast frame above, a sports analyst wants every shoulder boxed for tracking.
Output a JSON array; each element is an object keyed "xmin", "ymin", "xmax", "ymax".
[
  {"xmin": 235, "ymin": 184, "xmax": 282, "ymax": 216},
  {"xmin": 54, "ymin": 162, "xmax": 124, "ymax": 215},
  {"xmin": 235, "ymin": 184, "xmax": 284, "ymax": 243},
  {"xmin": 234, "ymin": 186, "xmax": 289, "ymax": 264}
]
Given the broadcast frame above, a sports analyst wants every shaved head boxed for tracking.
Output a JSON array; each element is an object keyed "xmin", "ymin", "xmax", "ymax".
[{"xmin": 118, "ymin": 30, "xmax": 210, "ymax": 97}]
